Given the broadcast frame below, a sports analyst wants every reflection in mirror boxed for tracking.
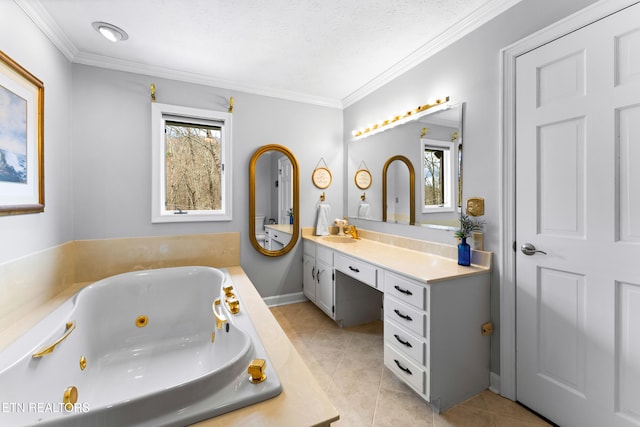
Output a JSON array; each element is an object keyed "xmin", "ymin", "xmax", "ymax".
[
  {"xmin": 421, "ymin": 135, "xmax": 459, "ymax": 213},
  {"xmin": 249, "ymin": 144, "xmax": 299, "ymax": 257},
  {"xmin": 348, "ymin": 102, "xmax": 463, "ymax": 229},
  {"xmin": 382, "ymin": 155, "xmax": 415, "ymax": 225}
]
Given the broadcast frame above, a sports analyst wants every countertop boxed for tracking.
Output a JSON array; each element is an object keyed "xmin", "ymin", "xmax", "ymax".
[
  {"xmin": 303, "ymin": 231, "xmax": 491, "ymax": 284},
  {"xmin": 191, "ymin": 266, "xmax": 338, "ymax": 426},
  {"xmin": 264, "ymin": 224, "xmax": 294, "ymax": 234},
  {"xmin": 0, "ymin": 267, "xmax": 339, "ymax": 427}
]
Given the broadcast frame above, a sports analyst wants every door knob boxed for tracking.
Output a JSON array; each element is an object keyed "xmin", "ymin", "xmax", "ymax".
[{"xmin": 521, "ymin": 243, "xmax": 547, "ymax": 256}]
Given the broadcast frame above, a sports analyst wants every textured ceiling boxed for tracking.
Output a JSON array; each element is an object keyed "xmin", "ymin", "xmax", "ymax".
[{"xmin": 18, "ymin": 0, "xmax": 521, "ymax": 107}]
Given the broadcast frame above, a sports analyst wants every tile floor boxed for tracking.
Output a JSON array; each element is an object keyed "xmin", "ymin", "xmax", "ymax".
[{"xmin": 270, "ymin": 301, "xmax": 552, "ymax": 427}]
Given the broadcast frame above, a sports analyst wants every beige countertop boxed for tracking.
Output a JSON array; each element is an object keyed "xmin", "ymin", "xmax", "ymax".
[
  {"xmin": 264, "ymin": 224, "xmax": 294, "ymax": 234},
  {"xmin": 303, "ymin": 231, "xmax": 491, "ymax": 284},
  {"xmin": 0, "ymin": 267, "xmax": 338, "ymax": 427},
  {"xmin": 191, "ymin": 266, "xmax": 338, "ymax": 426}
]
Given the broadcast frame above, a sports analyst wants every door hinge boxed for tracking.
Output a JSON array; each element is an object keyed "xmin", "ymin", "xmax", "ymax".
[
  {"xmin": 332, "ymin": 272, "xmax": 335, "ymax": 281},
  {"xmin": 332, "ymin": 305, "xmax": 335, "ymax": 313},
  {"xmin": 513, "ymin": 241, "xmax": 517, "ymax": 252}
]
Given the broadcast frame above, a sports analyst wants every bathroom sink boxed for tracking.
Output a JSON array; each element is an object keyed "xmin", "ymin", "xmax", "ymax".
[{"xmin": 322, "ymin": 236, "xmax": 357, "ymax": 243}]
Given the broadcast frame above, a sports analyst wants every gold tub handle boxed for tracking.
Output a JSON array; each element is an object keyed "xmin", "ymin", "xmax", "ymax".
[
  {"xmin": 32, "ymin": 321, "xmax": 76, "ymax": 359},
  {"xmin": 212, "ymin": 298, "xmax": 227, "ymax": 330}
]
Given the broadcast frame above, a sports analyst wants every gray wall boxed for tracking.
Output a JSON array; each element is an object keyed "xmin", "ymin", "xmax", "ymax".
[
  {"xmin": 0, "ymin": 1, "xmax": 73, "ymax": 263},
  {"xmin": 2, "ymin": 0, "xmax": 601, "ymax": 380},
  {"xmin": 343, "ymin": 0, "xmax": 598, "ymax": 375},
  {"xmin": 70, "ymin": 65, "xmax": 343, "ymax": 298}
]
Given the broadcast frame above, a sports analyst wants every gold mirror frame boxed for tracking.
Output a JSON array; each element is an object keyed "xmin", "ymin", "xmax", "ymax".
[
  {"xmin": 382, "ymin": 155, "xmax": 415, "ymax": 225},
  {"xmin": 249, "ymin": 144, "xmax": 300, "ymax": 257}
]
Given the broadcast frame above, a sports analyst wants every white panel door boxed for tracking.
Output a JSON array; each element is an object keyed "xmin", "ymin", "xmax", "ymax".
[
  {"xmin": 515, "ymin": 3, "xmax": 640, "ymax": 426},
  {"xmin": 278, "ymin": 156, "xmax": 292, "ymax": 224}
]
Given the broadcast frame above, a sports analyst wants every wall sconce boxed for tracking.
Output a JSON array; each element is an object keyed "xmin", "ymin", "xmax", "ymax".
[{"xmin": 352, "ymin": 96, "xmax": 450, "ymax": 140}]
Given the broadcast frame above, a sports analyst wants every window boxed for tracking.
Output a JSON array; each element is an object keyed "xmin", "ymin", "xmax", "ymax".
[
  {"xmin": 421, "ymin": 138, "xmax": 457, "ymax": 213},
  {"xmin": 151, "ymin": 103, "xmax": 232, "ymax": 222}
]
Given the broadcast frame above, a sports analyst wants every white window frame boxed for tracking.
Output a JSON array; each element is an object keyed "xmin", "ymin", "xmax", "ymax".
[
  {"xmin": 151, "ymin": 103, "xmax": 232, "ymax": 223},
  {"xmin": 420, "ymin": 137, "xmax": 457, "ymax": 214}
]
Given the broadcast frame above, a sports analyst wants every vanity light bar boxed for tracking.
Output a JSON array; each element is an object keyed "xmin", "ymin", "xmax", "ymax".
[{"xmin": 351, "ymin": 96, "xmax": 450, "ymax": 139}]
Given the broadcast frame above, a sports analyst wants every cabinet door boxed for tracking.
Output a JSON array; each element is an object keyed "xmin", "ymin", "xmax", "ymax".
[
  {"xmin": 302, "ymin": 255, "xmax": 316, "ymax": 302},
  {"xmin": 315, "ymin": 260, "xmax": 334, "ymax": 318}
]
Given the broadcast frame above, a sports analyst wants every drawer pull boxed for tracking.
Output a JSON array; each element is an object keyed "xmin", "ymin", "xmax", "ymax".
[
  {"xmin": 312, "ymin": 266, "xmax": 316, "ymax": 280},
  {"xmin": 394, "ymin": 285, "xmax": 413, "ymax": 296},
  {"xmin": 394, "ymin": 334, "xmax": 413, "ymax": 348},
  {"xmin": 348, "ymin": 266, "xmax": 360, "ymax": 273},
  {"xmin": 394, "ymin": 309, "xmax": 413, "ymax": 322},
  {"xmin": 394, "ymin": 359, "xmax": 412, "ymax": 375}
]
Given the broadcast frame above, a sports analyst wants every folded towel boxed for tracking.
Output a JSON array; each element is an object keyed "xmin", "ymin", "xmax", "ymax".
[
  {"xmin": 358, "ymin": 203, "xmax": 371, "ymax": 219},
  {"xmin": 314, "ymin": 203, "xmax": 331, "ymax": 236}
]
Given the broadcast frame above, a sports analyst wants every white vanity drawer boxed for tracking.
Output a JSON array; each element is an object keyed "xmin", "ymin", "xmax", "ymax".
[
  {"xmin": 384, "ymin": 271, "xmax": 427, "ymax": 311},
  {"xmin": 271, "ymin": 231, "xmax": 291, "ymax": 245},
  {"xmin": 384, "ymin": 319, "xmax": 426, "ymax": 365},
  {"xmin": 384, "ymin": 344, "xmax": 426, "ymax": 395},
  {"xmin": 334, "ymin": 253, "xmax": 377, "ymax": 288},
  {"xmin": 384, "ymin": 295, "xmax": 427, "ymax": 337},
  {"xmin": 316, "ymin": 245, "xmax": 333, "ymax": 265}
]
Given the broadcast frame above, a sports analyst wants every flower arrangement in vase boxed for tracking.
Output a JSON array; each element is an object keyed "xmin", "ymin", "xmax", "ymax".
[{"xmin": 454, "ymin": 214, "xmax": 485, "ymax": 266}]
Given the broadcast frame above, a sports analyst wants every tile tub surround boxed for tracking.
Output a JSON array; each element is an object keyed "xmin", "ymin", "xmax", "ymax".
[
  {"xmin": 192, "ymin": 267, "xmax": 339, "ymax": 426},
  {"xmin": 0, "ymin": 235, "xmax": 339, "ymax": 426},
  {"xmin": 0, "ymin": 232, "xmax": 240, "ymax": 353}
]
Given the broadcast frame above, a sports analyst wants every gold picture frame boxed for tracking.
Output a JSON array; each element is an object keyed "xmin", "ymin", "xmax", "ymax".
[
  {"xmin": 312, "ymin": 167, "xmax": 332, "ymax": 189},
  {"xmin": 0, "ymin": 50, "xmax": 44, "ymax": 216},
  {"xmin": 354, "ymin": 169, "xmax": 372, "ymax": 190}
]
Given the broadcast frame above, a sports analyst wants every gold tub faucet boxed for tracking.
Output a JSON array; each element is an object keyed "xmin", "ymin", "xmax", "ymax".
[{"xmin": 212, "ymin": 298, "xmax": 227, "ymax": 330}]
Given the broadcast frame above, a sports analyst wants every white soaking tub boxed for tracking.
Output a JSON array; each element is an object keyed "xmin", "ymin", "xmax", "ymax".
[{"xmin": 0, "ymin": 266, "xmax": 282, "ymax": 426}]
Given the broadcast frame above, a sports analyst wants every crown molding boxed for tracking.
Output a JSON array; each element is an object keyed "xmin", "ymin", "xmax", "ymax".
[
  {"xmin": 15, "ymin": 0, "xmax": 78, "ymax": 61},
  {"xmin": 341, "ymin": 0, "xmax": 523, "ymax": 108},
  {"xmin": 73, "ymin": 52, "xmax": 343, "ymax": 109},
  {"xmin": 17, "ymin": 0, "xmax": 520, "ymax": 110},
  {"xmin": 16, "ymin": 0, "xmax": 342, "ymax": 109}
]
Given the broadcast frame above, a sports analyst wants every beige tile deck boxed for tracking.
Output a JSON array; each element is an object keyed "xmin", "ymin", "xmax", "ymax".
[{"xmin": 271, "ymin": 301, "xmax": 552, "ymax": 427}]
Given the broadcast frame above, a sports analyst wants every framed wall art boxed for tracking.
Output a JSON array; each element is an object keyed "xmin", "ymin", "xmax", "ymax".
[
  {"xmin": 311, "ymin": 157, "xmax": 332, "ymax": 189},
  {"xmin": 0, "ymin": 50, "xmax": 44, "ymax": 216}
]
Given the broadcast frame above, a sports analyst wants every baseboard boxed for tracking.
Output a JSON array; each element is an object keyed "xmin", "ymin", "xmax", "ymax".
[
  {"xmin": 489, "ymin": 371, "xmax": 500, "ymax": 394},
  {"xmin": 263, "ymin": 291, "xmax": 308, "ymax": 308}
]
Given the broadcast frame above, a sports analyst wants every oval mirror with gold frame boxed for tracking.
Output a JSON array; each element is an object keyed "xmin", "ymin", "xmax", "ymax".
[
  {"xmin": 382, "ymin": 155, "xmax": 415, "ymax": 225},
  {"xmin": 249, "ymin": 144, "xmax": 300, "ymax": 256}
]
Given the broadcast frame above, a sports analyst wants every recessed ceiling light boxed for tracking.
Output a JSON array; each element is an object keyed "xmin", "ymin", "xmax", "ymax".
[{"xmin": 92, "ymin": 21, "xmax": 129, "ymax": 42}]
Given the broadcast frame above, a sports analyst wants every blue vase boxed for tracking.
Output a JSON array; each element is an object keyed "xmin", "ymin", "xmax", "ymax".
[
  {"xmin": 458, "ymin": 237, "xmax": 471, "ymax": 266},
  {"xmin": 289, "ymin": 215, "xmax": 293, "ymax": 225}
]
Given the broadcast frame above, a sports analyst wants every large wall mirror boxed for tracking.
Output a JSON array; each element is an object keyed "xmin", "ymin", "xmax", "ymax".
[
  {"xmin": 348, "ymin": 102, "xmax": 463, "ymax": 229},
  {"xmin": 249, "ymin": 144, "xmax": 300, "ymax": 256}
]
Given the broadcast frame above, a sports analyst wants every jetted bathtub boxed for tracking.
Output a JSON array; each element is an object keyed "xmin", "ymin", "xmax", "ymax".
[{"xmin": 0, "ymin": 266, "xmax": 282, "ymax": 426}]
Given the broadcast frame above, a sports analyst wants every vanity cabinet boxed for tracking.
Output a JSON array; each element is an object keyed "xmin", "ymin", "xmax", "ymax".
[
  {"xmin": 302, "ymin": 241, "xmax": 334, "ymax": 318},
  {"xmin": 383, "ymin": 270, "xmax": 489, "ymax": 412},
  {"xmin": 264, "ymin": 225, "xmax": 292, "ymax": 251},
  {"xmin": 302, "ymin": 235, "xmax": 490, "ymax": 412}
]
